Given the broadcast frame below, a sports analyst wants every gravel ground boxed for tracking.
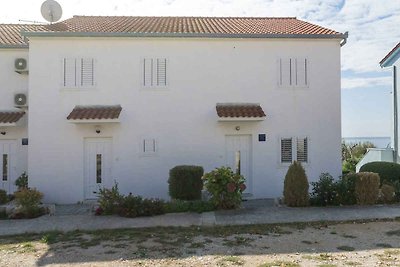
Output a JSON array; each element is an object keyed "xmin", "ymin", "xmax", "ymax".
[{"xmin": 1, "ymin": 220, "xmax": 400, "ymax": 266}]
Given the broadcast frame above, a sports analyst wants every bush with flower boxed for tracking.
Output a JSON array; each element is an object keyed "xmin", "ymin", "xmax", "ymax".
[{"xmin": 202, "ymin": 166, "xmax": 246, "ymax": 209}]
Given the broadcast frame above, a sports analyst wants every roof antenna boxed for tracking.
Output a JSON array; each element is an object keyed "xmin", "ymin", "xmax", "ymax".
[{"xmin": 40, "ymin": 0, "xmax": 63, "ymax": 24}]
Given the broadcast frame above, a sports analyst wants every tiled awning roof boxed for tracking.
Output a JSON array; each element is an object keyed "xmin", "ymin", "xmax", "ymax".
[
  {"xmin": 216, "ymin": 103, "xmax": 266, "ymax": 120},
  {"xmin": 0, "ymin": 111, "xmax": 25, "ymax": 124},
  {"xmin": 67, "ymin": 105, "xmax": 122, "ymax": 121}
]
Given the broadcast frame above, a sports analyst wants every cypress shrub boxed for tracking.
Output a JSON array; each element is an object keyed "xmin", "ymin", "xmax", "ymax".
[
  {"xmin": 283, "ymin": 161, "xmax": 309, "ymax": 207},
  {"xmin": 355, "ymin": 172, "xmax": 380, "ymax": 205},
  {"xmin": 168, "ymin": 165, "xmax": 204, "ymax": 200}
]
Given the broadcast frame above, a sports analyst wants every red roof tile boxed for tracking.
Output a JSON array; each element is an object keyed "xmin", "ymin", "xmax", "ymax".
[
  {"xmin": 0, "ymin": 24, "xmax": 47, "ymax": 46},
  {"xmin": 380, "ymin": 42, "xmax": 400, "ymax": 66},
  {"xmin": 67, "ymin": 105, "xmax": 122, "ymax": 120},
  {"xmin": 216, "ymin": 103, "xmax": 266, "ymax": 118},
  {"xmin": 25, "ymin": 16, "xmax": 343, "ymax": 37},
  {"xmin": 0, "ymin": 111, "xmax": 25, "ymax": 123}
]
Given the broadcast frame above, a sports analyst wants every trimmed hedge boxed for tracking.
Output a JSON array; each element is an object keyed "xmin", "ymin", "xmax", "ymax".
[
  {"xmin": 359, "ymin": 161, "xmax": 400, "ymax": 185},
  {"xmin": 359, "ymin": 161, "xmax": 400, "ymax": 200},
  {"xmin": 168, "ymin": 165, "xmax": 204, "ymax": 200},
  {"xmin": 355, "ymin": 172, "xmax": 380, "ymax": 205}
]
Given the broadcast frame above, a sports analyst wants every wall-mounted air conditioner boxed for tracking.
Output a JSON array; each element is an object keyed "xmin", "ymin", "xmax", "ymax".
[
  {"xmin": 14, "ymin": 58, "xmax": 28, "ymax": 73},
  {"xmin": 14, "ymin": 93, "xmax": 28, "ymax": 107}
]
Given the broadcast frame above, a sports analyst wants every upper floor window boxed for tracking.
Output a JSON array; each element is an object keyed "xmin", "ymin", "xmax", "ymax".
[
  {"xmin": 63, "ymin": 58, "xmax": 95, "ymax": 88},
  {"xmin": 278, "ymin": 58, "xmax": 308, "ymax": 88},
  {"xmin": 143, "ymin": 58, "xmax": 167, "ymax": 87}
]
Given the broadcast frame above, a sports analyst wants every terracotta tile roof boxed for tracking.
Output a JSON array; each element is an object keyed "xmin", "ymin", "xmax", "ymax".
[
  {"xmin": 216, "ymin": 103, "xmax": 266, "ymax": 118},
  {"xmin": 24, "ymin": 16, "xmax": 343, "ymax": 37},
  {"xmin": 380, "ymin": 42, "xmax": 400, "ymax": 66},
  {"xmin": 67, "ymin": 105, "xmax": 122, "ymax": 120},
  {"xmin": 0, "ymin": 111, "xmax": 25, "ymax": 123},
  {"xmin": 0, "ymin": 24, "xmax": 46, "ymax": 46}
]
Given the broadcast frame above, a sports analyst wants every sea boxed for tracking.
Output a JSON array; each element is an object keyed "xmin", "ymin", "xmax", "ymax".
[{"xmin": 342, "ymin": 137, "xmax": 391, "ymax": 148}]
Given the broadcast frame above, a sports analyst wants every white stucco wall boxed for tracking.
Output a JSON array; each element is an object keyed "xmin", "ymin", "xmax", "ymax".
[
  {"xmin": 27, "ymin": 37, "xmax": 342, "ymax": 204},
  {"xmin": 0, "ymin": 49, "xmax": 29, "ymax": 189}
]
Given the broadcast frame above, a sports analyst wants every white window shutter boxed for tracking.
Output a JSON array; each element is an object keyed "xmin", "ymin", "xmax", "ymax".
[
  {"xmin": 63, "ymin": 58, "xmax": 77, "ymax": 87},
  {"xmin": 156, "ymin": 58, "xmax": 167, "ymax": 86},
  {"xmin": 143, "ymin": 139, "xmax": 156, "ymax": 153},
  {"xmin": 281, "ymin": 138, "xmax": 293, "ymax": 163},
  {"xmin": 143, "ymin": 58, "xmax": 153, "ymax": 87},
  {"xmin": 296, "ymin": 137, "xmax": 308, "ymax": 162},
  {"xmin": 279, "ymin": 58, "xmax": 292, "ymax": 87},
  {"xmin": 296, "ymin": 58, "xmax": 307, "ymax": 87},
  {"xmin": 81, "ymin": 58, "xmax": 94, "ymax": 86}
]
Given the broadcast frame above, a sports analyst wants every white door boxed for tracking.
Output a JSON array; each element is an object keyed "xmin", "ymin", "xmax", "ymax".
[
  {"xmin": 225, "ymin": 135, "xmax": 252, "ymax": 194},
  {"xmin": 0, "ymin": 140, "xmax": 17, "ymax": 194},
  {"xmin": 84, "ymin": 138, "xmax": 112, "ymax": 199}
]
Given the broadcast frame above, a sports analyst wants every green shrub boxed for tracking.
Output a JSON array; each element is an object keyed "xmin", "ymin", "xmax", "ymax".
[
  {"xmin": 203, "ymin": 166, "xmax": 246, "ymax": 209},
  {"xmin": 168, "ymin": 165, "xmax": 204, "ymax": 200},
  {"xmin": 14, "ymin": 188, "xmax": 44, "ymax": 218},
  {"xmin": 98, "ymin": 182, "xmax": 123, "ymax": 215},
  {"xmin": 15, "ymin": 172, "xmax": 28, "ymax": 190},
  {"xmin": 355, "ymin": 172, "xmax": 380, "ymax": 205},
  {"xmin": 335, "ymin": 173, "xmax": 357, "ymax": 205},
  {"xmin": 0, "ymin": 189, "xmax": 8, "ymax": 204},
  {"xmin": 381, "ymin": 184, "xmax": 395, "ymax": 204},
  {"xmin": 283, "ymin": 161, "xmax": 309, "ymax": 207},
  {"xmin": 141, "ymin": 198, "xmax": 165, "ymax": 216},
  {"xmin": 310, "ymin": 173, "xmax": 337, "ymax": 206},
  {"xmin": 165, "ymin": 199, "xmax": 215, "ymax": 213},
  {"xmin": 359, "ymin": 161, "xmax": 400, "ymax": 200},
  {"xmin": 118, "ymin": 194, "xmax": 165, "ymax": 218}
]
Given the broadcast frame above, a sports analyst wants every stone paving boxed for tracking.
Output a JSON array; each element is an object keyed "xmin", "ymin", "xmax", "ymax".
[{"xmin": 1, "ymin": 200, "xmax": 400, "ymax": 236}]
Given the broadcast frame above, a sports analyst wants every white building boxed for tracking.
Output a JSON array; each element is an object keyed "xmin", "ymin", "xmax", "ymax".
[
  {"xmin": 356, "ymin": 42, "xmax": 400, "ymax": 171},
  {"xmin": 0, "ymin": 16, "xmax": 347, "ymax": 204}
]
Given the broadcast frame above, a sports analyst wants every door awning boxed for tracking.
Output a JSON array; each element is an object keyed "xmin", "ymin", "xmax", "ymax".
[
  {"xmin": 0, "ymin": 111, "xmax": 25, "ymax": 126},
  {"xmin": 216, "ymin": 103, "xmax": 266, "ymax": 121},
  {"xmin": 67, "ymin": 105, "xmax": 122, "ymax": 123}
]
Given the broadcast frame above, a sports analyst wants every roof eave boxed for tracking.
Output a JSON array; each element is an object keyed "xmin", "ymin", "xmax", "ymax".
[
  {"xmin": 0, "ymin": 44, "xmax": 28, "ymax": 49},
  {"xmin": 380, "ymin": 49, "xmax": 400, "ymax": 68},
  {"xmin": 21, "ymin": 31, "xmax": 347, "ymax": 40}
]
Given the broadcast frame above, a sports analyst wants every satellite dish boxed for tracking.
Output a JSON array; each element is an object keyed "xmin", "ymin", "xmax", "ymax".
[{"xmin": 41, "ymin": 0, "xmax": 62, "ymax": 23}]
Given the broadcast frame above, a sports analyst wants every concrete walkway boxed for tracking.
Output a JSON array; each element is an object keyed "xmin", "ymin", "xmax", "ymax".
[{"xmin": 1, "ymin": 202, "xmax": 400, "ymax": 236}]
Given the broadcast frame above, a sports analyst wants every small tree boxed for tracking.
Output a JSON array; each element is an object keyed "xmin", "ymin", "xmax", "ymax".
[{"xmin": 283, "ymin": 161, "xmax": 309, "ymax": 207}]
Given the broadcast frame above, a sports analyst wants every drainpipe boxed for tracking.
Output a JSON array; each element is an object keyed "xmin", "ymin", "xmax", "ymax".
[
  {"xmin": 394, "ymin": 65, "xmax": 398, "ymax": 163},
  {"xmin": 340, "ymin": 31, "xmax": 349, "ymax": 47}
]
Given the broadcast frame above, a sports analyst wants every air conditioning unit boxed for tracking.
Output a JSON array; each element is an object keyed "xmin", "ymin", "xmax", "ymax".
[
  {"xmin": 14, "ymin": 93, "xmax": 28, "ymax": 107},
  {"xmin": 14, "ymin": 58, "xmax": 28, "ymax": 73}
]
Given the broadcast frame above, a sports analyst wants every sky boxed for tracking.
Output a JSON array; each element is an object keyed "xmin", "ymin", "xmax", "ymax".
[{"xmin": 1, "ymin": 0, "xmax": 399, "ymax": 137}]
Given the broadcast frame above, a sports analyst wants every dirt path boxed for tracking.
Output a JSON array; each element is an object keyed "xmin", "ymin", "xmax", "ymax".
[{"xmin": 1, "ymin": 220, "xmax": 400, "ymax": 266}]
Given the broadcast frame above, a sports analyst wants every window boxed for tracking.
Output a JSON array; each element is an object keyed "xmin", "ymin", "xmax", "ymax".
[
  {"xmin": 96, "ymin": 154, "xmax": 102, "ymax": 184},
  {"xmin": 280, "ymin": 137, "xmax": 309, "ymax": 164},
  {"xmin": 280, "ymin": 138, "xmax": 293, "ymax": 163},
  {"xmin": 63, "ymin": 58, "xmax": 95, "ymax": 87},
  {"xmin": 296, "ymin": 137, "xmax": 308, "ymax": 163},
  {"xmin": 2, "ymin": 154, "xmax": 8, "ymax": 181},
  {"xmin": 143, "ymin": 139, "xmax": 157, "ymax": 154},
  {"xmin": 278, "ymin": 58, "xmax": 308, "ymax": 87},
  {"xmin": 143, "ymin": 58, "xmax": 167, "ymax": 87}
]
